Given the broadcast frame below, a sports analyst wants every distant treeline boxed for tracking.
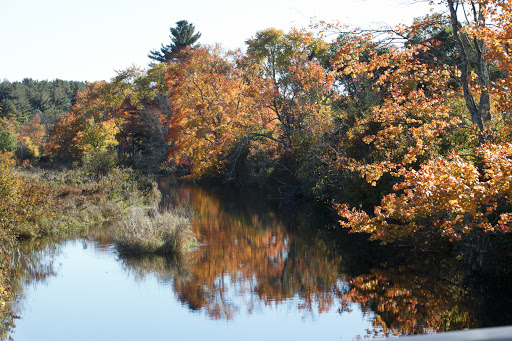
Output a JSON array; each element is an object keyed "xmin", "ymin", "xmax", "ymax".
[{"xmin": 0, "ymin": 79, "xmax": 86, "ymax": 126}]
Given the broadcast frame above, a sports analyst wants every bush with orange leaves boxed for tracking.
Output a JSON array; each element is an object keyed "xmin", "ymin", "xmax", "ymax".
[
  {"xmin": 336, "ymin": 143, "xmax": 512, "ymax": 243},
  {"xmin": 0, "ymin": 152, "xmax": 55, "ymax": 240}
]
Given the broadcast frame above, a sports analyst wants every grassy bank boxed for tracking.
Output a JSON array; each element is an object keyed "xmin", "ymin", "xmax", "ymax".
[
  {"xmin": 14, "ymin": 165, "xmax": 195, "ymax": 254},
  {"xmin": 26, "ymin": 166, "xmax": 160, "ymax": 235}
]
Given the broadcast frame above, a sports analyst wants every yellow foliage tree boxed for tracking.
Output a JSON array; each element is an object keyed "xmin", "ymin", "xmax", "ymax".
[{"xmin": 79, "ymin": 118, "xmax": 120, "ymax": 153}]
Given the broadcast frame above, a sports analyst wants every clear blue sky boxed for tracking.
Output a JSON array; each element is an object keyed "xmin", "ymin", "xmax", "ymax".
[{"xmin": 0, "ymin": 0, "xmax": 435, "ymax": 82}]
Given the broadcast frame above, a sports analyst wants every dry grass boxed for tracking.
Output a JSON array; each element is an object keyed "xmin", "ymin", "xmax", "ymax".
[
  {"xmin": 17, "ymin": 167, "xmax": 161, "ymax": 235},
  {"xmin": 113, "ymin": 206, "xmax": 193, "ymax": 255}
]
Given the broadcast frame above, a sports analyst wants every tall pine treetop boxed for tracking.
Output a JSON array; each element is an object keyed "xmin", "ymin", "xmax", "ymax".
[{"xmin": 148, "ymin": 20, "xmax": 201, "ymax": 64}]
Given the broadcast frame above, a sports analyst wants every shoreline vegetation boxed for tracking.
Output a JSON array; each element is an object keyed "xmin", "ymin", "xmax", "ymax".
[{"xmin": 18, "ymin": 163, "xmax": 194, "ymax": 256}]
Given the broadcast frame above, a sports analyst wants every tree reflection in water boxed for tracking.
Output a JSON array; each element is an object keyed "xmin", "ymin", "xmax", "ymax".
[
  {"xmin": 152, "ymin": 180, "xmax": 510, "ymax": 336},
  {"xmin": 132, "ymin": 181, "xmax": 346, "ymax": 321},
  {"xmin": 1, "ymin": 239, "xmax": 62, "ymax": 335}
]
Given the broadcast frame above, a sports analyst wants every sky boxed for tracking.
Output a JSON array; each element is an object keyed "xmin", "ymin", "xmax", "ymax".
[{"xmin": 0, "ymin": 0, "xmax": 437, "ymax": 82}]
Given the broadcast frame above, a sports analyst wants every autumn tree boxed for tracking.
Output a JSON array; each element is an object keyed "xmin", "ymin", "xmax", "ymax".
[
  {"xmin": 19, "ymin": 114, "xmax": 45, "ymax": 147},
  {"xmin": 165, "ymin": 46, "xmax": 273, "ymax": 179},
  {"xmin": 45, "ymin": 66, "xmax": 171, "ymax": 170},
  {"xmin": 107, "ymin": 65, "xmax": 171, "ymax": 170},
  {"xmin": 18, "ymin": 113, "xmax": 46, "ymax": 160},
  {"xmin": 404, "ymin": 0, "xmax": 509, "ymax": 131},
  {"xmin": 322, "ymin": 0, "xmax": 512, "ymax": 243},
  {"xmin": 404, "ymin": 13, "xmax": 458, "ymax": 67},
  {"xmin": 45, "ymin": 81, "xmax": 116, "ymax": 163},
  {"xmin": 336, "ymin": 144, "xmax": 512, "ymax": 243},
  {"xmin": 45, "ymin": 111, "xmax": 85, "ymax": 162},
  {"xmin": 162, "ymin": 29, "xmax": 337, "ymax": 187},
  {"xmin": 245, "ymin": 28, "xmax": 331, "ymax": 147},
  {"xmin": 445, "ymin": 0, "xmax": 492, "ymax": 130}
]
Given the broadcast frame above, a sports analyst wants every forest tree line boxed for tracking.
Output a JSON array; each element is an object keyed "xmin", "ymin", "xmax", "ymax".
[{"xmin": 0, "ymin": 79, "xmax": 85, "ymax": 125}]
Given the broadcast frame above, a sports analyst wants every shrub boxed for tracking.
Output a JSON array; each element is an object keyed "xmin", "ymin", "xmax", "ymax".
[
  {"xmin": 0, "ymin": 153, "xmax": 55, "ymax": 238},
  {"xmin": 18, "ymin": 136, "xmax": 39, "ymax": 160},
  {"xmin": 0, "ymin": 250, "xmax": 12, "ymax": 339},
  {"xmin": 82, "ymin": 149, "xmax": 118, "ymax": 175},
  {"xmin": 0, "ymin": 152, "xmax": 55, "ymax": 337}
]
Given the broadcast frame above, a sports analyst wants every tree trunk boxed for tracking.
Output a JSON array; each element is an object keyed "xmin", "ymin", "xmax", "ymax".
[{"xmin": 447, "ymin": 0, "xmax": 491, "ymax": 131}]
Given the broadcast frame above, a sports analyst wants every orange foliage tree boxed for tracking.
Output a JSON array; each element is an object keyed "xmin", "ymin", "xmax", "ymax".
[
  {"xmin": 165, "ymin": 46, "xmax": 275, "ymax": 179},
  {"xmin": 45, "ymin": 110, "xmax": 86, "ymax": 162},
  {"xmin": 336, "ymin": 143, "xmax": 512, "ymax": 242},
  {"xmin": 46, "ymin": 65, "xmax": 171, "ymax": 168},
  {"xmin": 326, "ymin": 0, "xmax": 512, "ymax": 242},
  {"xmin": 327, "ymin": 27, "xmax": 463, "ymax": 185},
  {"xmin": 164, "ymin": 32, "xmax": 337, "ymax": 182}
]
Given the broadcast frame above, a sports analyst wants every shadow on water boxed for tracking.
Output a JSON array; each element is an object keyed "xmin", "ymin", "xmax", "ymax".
[{"xmin": 7, "ymin": 177, "xmax": 512, "ymax": 339}]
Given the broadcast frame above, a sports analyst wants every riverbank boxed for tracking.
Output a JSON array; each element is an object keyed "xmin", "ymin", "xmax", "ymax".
[{"xmin": 0, "ymin": 161, "xmax": 194, "ymax": 338}]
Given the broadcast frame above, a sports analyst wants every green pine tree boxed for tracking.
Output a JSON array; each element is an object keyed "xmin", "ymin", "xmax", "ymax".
[{"xmin": 148, "ymin": 20, "xmax": 201, "ymax": 64}]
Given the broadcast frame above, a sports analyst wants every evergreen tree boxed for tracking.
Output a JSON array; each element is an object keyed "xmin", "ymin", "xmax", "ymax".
[
  {"xmin": 148, "ymin": 20, "xmax": 201, "ymax": 64},
  {"xmin": 0, "ymin": 130, "xmax": 17, "ymax": 152}
]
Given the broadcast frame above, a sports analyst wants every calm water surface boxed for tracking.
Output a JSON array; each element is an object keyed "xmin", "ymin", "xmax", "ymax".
[
  {"xmin": 11, "ymin": 240, "xmax": 370, "ymax": 341},
  {"xmin": 8, "ymin": 179, "xmax": 512, "ymax": 340}
]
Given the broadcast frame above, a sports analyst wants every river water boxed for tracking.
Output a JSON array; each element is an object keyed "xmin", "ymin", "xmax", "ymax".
[{"xmin": 7, "ymin": 179, "xmax": 512, "ymax": 340}]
